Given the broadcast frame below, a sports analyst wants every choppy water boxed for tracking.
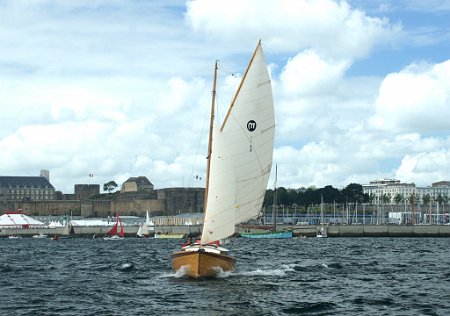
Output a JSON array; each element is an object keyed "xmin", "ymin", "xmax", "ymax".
[{"xmin": 1, "ymin": 237, "xmax": 450, "ymax": 315}]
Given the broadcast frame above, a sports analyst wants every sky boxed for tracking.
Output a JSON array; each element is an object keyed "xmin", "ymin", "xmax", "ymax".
[{"xmin": 1, "ymin": 0, "xmax": 450, "ymax": 193}]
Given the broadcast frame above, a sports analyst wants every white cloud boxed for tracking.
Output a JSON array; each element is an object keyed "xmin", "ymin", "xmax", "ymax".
[
  {"xmin": 396, "ymin": 149, "xmax": 450, "ymax": 185},
  {"xmin": 279, "ymin": 49, "xmax": 352, "ymax": 96},
  {"xmin": 186, "ymin": 0, "xmax": 401, "ymax": 59},
  {"xmin": 370, "ymin": 60, "xmax": 450, "ymax": 133}
]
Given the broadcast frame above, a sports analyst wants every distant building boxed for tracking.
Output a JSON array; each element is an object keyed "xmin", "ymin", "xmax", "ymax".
[
  {"xmin": 40, "ymin": 169, "xmax": 50, "ymax": 182},
  {"xmin": 432, "ymin": 181, "xmax": 450, "ymax": 187},
  {"xmin": 0, "ymin": 175, "xmax": 55, "ymax": 201},
  {"xmin": 156, "ymin": 187, "xmax": 204, "ymax": 215},
  {"xmin": 363, "ymin": 178, "xmax": 450, "ymax": 204},
  {"xmin": 74, "ymin": 184, "xmax": 100, "ymax": 200},
  {"xmin": 0, "ymin": 171, "xmax": 204, "ymax": 216},
  {"xmin": 121, "ymin": 176, "xmax": 154, "ymax": 193}
]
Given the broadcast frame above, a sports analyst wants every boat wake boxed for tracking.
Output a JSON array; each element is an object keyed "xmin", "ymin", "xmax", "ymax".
[
  {"xmin": 241, "ymin": 268, "xmax": 287, "ymax": 277},
  {"xmin": 162, "ymin": 266, "xmax": 234, "ymax": 279},
  {"xmin": 240, "ymin": 262, "xmax": 333, "ymax": 277},
  {"xmin": 212, "ymin": 266, "xmax": 233, "ymax": 278},
  {"xmin": 161, "ymin": 265, "xmax": 189, "ymax": 278}
]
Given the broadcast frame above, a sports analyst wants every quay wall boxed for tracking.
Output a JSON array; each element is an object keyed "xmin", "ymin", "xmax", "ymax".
[
  {"xmin": 155, "ymin": 225, "xmax": 202, "ymax": 236},
  {"xmin": 3, "ymin": 222, "xmax": 450, "ymax": 238},
  {"xmin": 296, "ymin": 225, "xmax": 450, "ymax": 237},
  {"xmin": 0, "ymin": 225, "xmax": 201, "ymax": 238},
  {"xmin": 0, "ymin": 225, "xmax": 140, "ymax": 237}
]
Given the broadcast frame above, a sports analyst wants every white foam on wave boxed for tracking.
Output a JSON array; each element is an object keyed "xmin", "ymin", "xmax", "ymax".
[
  {"xmin": 160, "ymin": 265, "xmax": 189, "ymax": 278},
  {"xmin": 213, "ymin": 266, "xmax": 233, "ymax": 279},
  {"xmin": 281, "ymin": 264, "xmax": 297, "ymax": 272},
  {"xmin": 241, "ymin": 268, "xmax": 287, "ymax": 277},
  {"xmin": 121, "ymin": 263, "xmax": 132, "ymax": 269}
]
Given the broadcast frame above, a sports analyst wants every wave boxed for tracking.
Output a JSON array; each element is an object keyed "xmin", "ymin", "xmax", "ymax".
[
  {"xmin": 282, "ymin": 302, "xmax": 336, "ymax": 314},
  {"xmin": 117, "ymin": 262, "xmax": 134, "ymax": 272},
  {"xmin": 161, "ymin": 265, "xmax": 189, "ymax": 278},
  {"xmin": 241, "ymin": 268, "xmax": 287, "ymax": 277}
]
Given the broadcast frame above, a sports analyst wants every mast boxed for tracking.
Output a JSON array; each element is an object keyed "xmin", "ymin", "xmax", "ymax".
[
  {"xmin": 272, "ymin": 164, "xmax": 277, "ymax": 231},
  {"xmin": 320, "ymin": 194, "xmax": 324, "ymax": 225},
  {"xmin": 203, "ymin": 61, "xmax": 218, "ymax": 215}
]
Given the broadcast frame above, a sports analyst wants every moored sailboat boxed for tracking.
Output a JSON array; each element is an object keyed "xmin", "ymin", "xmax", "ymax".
[
  {"xmin": 240, "ymin": 165, "xmax": 293, "ymax": 239},
  {"xmin": 172, "ymin": 40, "xmax": 275, "ymax": 278},
  {"xmin": 316, "ymin": 195, "xmax": 328, "ymax": 238}
]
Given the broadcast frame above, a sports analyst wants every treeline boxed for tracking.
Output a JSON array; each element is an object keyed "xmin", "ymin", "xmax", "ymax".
[{"xmin": 263, "ymin": 183, "xmax": 369, "ymax": 208}]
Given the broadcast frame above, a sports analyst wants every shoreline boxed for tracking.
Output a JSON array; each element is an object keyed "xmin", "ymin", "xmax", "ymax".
[{"xmin": 2, "ymin": 224, "xmax": 450, "ymax": 238}]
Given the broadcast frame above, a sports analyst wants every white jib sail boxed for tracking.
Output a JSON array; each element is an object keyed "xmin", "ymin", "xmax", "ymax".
[{"xmin": 201, "ymin": 43, "xmax": 275, "ymax": 244}]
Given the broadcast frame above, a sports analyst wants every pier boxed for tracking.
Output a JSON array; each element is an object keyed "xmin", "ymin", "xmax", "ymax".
[{"xmin": 291, "ymin": 224, "xmax": 450, "ymax": 237}]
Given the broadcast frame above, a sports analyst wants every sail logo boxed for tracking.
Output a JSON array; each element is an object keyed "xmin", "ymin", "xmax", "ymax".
[{"xmin": 247, "ymin": 120, "xmax": 257, "ymax": 132}]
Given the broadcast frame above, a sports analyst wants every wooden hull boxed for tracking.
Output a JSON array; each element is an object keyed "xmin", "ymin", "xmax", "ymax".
[{"xmin": 172, "ymin": 250, "xmax": 236, "ymax": 278}]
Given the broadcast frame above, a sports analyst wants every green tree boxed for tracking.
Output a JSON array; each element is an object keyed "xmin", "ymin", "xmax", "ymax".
[
  {"xmin": 423, "ymin": 194, "xmax": 431, "ymax": 206},
  {"xmin": 437, "ymin": 193, "xmax": 444, "ymax": 206},
  {"xmin": 342, "ymin": 183, "xmax": 365, "ymax": 204},
  {"xmin": 394, "ymin": 193, "xmax": 404, "ymax": 205},
  {"xmin": 381, "ymin": 193, "xmax": 391, "ymax": 205},
  {"xmin": 320, "ymin": 185, "xmax": 342, "ymax": 204},
  {"xmin": 103, "ymin": 181, "xmax": 118, "ymax": 193},
  {"xmin": 287, "ymin": 188, "xmax": 298, "ymax": 206},
  {"xmin": 277, "ymin": 187, "xmax": 289, "ymax": 205}
]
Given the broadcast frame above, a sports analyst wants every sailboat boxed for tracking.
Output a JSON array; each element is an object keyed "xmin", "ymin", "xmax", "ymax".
[
  {"xmin": 171, "ymin": 40, "xmax": 275, "ymax": 278},
  {"xmin": 137, "ymin": 210, "xmax": 153, "ymax": 237},
  {"xmin": 316, "ymin": 195, "xmax": 328, "ymax": 238},
  {"xmin": 240, "ymin": 164, "xmax": 293, "ymax": 238},
  {"xmin": 104, "ymin": 213, "xmax": 124, "ymax": 240}
]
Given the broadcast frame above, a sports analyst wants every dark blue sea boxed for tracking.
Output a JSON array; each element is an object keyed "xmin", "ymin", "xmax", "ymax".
[{"xmin": 1, "ymin": 237, "xmax": 450, "ymax": 315}]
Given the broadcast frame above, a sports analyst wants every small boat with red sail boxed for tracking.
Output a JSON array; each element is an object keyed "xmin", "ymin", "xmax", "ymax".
[{"xmin": 104, "ymin": 213, "xmax": 125, "ymax": 240}]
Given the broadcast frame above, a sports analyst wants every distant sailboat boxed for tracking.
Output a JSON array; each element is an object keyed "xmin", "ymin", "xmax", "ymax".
[
  {"xmin": 172, "ymin": 40, "xmax": 275, "ymax": 278},
  {"xmin": 316, "ymin": 195, "xmax": 328, "ymax": 238},
  {"xmin": 136, "ymin": 224, "xmax": 146, "ymax": 238},
  {"xmin": 137, "ymin": 210, "xmax": 155, "ymax": 237},
  {"xmin": 104, "ymin": 213, "xmax": 124, "ymax": 240}
]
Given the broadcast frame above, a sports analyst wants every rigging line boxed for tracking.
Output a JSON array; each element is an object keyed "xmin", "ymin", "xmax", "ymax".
[
  {"xmin": 189, "ymin": 99, "xmax": 210, "ymax": 188},
  {"xmin": 217, "ymin": 64, "xmax": 237, "ymax": 77},
  {"xmin": 215, "ymin": 95, "xmax": 227, "ymax": 124}
]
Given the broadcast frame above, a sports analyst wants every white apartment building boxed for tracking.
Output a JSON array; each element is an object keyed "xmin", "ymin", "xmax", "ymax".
[{"xmin": 362, "ymin": 179, "xmax": 450, "ymax": 205}]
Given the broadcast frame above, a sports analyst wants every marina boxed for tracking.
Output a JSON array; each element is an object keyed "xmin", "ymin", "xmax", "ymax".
[{"xmin": 3, "ymin": 220, "xmax": 450, "ymax": 238}]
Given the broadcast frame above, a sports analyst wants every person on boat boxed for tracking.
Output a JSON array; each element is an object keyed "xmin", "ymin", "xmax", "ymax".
[{"xmin": 181, "ymin": 237, "xmax": 192, "ymax": 247}]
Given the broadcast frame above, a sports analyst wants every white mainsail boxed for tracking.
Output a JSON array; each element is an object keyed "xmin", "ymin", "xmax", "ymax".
[{"xmin": 201, "ymin": 42, "xmax": 275, "ymax": 244}]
